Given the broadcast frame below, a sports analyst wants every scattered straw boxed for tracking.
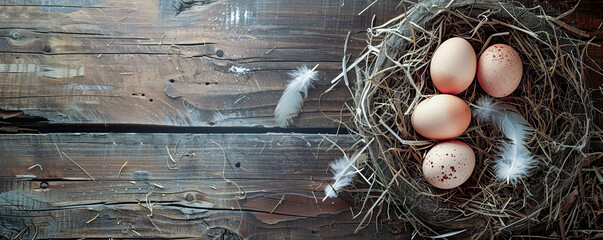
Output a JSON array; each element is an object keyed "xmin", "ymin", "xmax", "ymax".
[
  {"xmin": 27, "ymin": 164, "xmax": 42, "ymax": 171},
  {"xmin": 117, "ymin": 161, "xmax": 128, "ymax": 177},
  {"xmin": 138, "ymin": 187, "xmax": 162, "ymax": 233},
  {"xmin": 159, "ymin": 34, "xmax": 166, "ymax": 46},
  {"xmin": 210, "ymin": 138, "xmax": 246, "ymax": 233},
  {"xmin": 147, "ymin": 215, "xmax": 162, "ymax": 233},
  {"xmin": 86, "ymin": 213, "xmax": 100, "ymax": 224},
  {"xmin": 259, "ymin": 141, "xmax": 267, "ymax": 155},
  {"xmin": 106, "ymin": 33, "xmax": 115, "ymax": 46},
  {"xmin": 166, "ymin": 145, "xmax": 178, "ymax": 170},
  {"xmin": 118, "ymin": 7, "xmax": 137, "ymax": 22},
  {"xmin": 270, "ymin": 195, "xmax": 286, "ymax": 214},
  {"xmin": 264, "ymin": 46, "xmax": 276, "ymax": 55},
  {"xmin": 276, "ymin": 135, "xmax": 312, "ymax": 147},
  {"xmin": 31, "ymin": 220, "xmax": 37, "ymax": 240},
  {"xmin": 13, "ymin": 226, "xmax": 27, "ymax": 239},
  {"xmin": 358, "ymin": 0, "xmax": 378, "ymax": 16},
  {"xmin": 55, "ymin": 143, "xmax": 95, "ymax": 181}
]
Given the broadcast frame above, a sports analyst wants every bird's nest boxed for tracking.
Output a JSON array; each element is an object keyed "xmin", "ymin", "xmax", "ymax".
[{"xmin": 332, "ymin": 0, "xmax": 601, "ymax": 238}]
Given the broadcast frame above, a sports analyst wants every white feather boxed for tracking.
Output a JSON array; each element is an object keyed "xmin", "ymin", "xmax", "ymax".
[
  {"xmin": 274, "ymin": 65, "xmax": 319, "ymax": 127},
  {"xmin": 324, "ymin": 156, "xmax": 357, "ymax": 199},
  {"xmin": 473, "ymin": 96, "xmax": 535, "ymax": 185},
  {"xmin": 323, "ymin": 139, "xmax": 374, "ymax": 200}
]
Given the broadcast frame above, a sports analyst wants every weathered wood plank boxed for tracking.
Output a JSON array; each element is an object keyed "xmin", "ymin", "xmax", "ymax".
[
  {"xmin": 0, "ymin": 133, "xmax": 357, "ymax": 180},
  {"xmin": 0, "ymin": 133, "xmax": 406, "ymax": 239},
  {"xmin": 0, "ymin": 0, "xmax": 600, "ymax": 129},
  {"xmin": 0, "ymin": 0, "xmax": 399, "ymax": 128},
  {"xmin": 1, "ymin": 179, "xmax": 392, "ymax": 239}
]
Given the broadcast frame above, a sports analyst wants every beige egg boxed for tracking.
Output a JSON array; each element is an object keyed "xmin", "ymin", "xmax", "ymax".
[
  {"xmin": 411, "ymin": 94, "xmax": 471, "ymax": 140},
  {"xmin": 422, "ymin": 140, "xmax": 475, "ymax": 189},
  {"xmin": 477, "ymin": 44, "xmax": 523, "ymax": 97},
  {"xmin": 430, "ymin": 37, "xmax": 477, "ymax": 94}
]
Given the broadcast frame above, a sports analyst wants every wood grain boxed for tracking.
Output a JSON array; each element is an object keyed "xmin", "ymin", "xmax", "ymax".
[
  {"xmin": 0, "ymin": 133, "xmax": 356, "ymax": 180},
  {"xmin": 0, "ymin": 0, "xmax": 600, "ymax": 129},
  {"xmin": 0, "ymin": 133, "xmax": 405, "ymax": 239},
  {"xmin": 0, "ymin": 0, "xmax": 401, "ymax": 128}
]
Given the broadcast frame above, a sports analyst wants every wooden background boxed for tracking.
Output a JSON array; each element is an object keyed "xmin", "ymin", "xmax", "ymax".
[{"xmin": 0, "ymin": 0, "xmax": 601, "ymax": 239}]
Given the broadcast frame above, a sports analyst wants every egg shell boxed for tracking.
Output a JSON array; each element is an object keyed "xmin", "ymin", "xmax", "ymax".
[
  {"xmin": 477, "ymin": 44, "xmax": 523, "ymax": 97},
  {"xmin": 411, "ymin": 94, "xmax": 471, "ymax": 140},
  {"xmin": 423, "ymin": 140, "xmax": 475, "ymax": 189},
  {"xmin": 430, "ymin": 37, "xmax": 477, "ymax": 94}
]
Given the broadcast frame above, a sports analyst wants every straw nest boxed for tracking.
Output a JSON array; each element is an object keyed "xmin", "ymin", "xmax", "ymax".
[{"xmin": 334, "ymin": 0, "xmax": 601, "ymax": 238}]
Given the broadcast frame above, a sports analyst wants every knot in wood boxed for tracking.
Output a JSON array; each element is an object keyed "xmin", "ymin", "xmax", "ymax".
[{"xmin": 186, "ymin": 193, "xmax": 194, "ymax": 202}]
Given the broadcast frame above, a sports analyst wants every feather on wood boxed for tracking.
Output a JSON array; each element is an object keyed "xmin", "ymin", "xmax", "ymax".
[{"xmin": 274, "ymin": 65, "xmax": 319, "ymax": 127}]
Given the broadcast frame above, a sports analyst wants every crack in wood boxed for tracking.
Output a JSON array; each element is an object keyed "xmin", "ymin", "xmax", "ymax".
[
  {"xmin": 1, "ymin": 191, "xmax": 337, "ymax": 219},
  {"xmin": 31, "ymin": 30, "xmax": 106, "ymax": 36},
  {"xmin": 0, "ymin": 4, "xmax": 107, "ymax": 8}
]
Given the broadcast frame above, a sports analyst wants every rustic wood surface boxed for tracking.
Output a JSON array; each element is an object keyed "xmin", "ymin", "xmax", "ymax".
[
  {"xmin": 0, "ymin": 0, "xmax": 601, "ymax": 239},
  {"xmin": 0, "ymin": 0, "xmax": 599, "ymax": 128},
  {"xmin": 0, "ymin": 0, "xmax": 403, "ymax": 128},
  {"xmin": 0, "ymin": 133, "xmax": 408, "ymax": 239}
]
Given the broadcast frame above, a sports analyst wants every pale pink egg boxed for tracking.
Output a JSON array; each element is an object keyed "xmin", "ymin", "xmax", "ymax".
[
  {"xmin": 430, "ymin": 37, "xmax": 477, "ymax": 94},
  {"xmin": 411, "ymin": 94, "xmax": 471, "ymax": 141},
  {"xmin": 477, "ymin": 44, "xmax": 523, "ymax": 97}
]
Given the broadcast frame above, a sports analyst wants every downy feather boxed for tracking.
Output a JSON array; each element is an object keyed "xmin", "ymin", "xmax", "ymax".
[
  {"xmin": 473, "ymin": 96, "xmax": 535, "ymax": 185},
  {"xmin": 324, "ymin": 156, "xmax": 357, "ymax": 199},
  {"xmin": 323, "ymin": 138, "xmax": 373, "ymax": 200},
  {"xmin": 274, "ymin": 65, "xmax": 319, "ymax": 127}
]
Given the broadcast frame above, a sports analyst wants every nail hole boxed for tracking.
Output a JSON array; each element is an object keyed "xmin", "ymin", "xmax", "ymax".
[
  {"xmin": 186, "ymin": 193, "xmax": 194, "ymax": 202},
  {"xmin": 40, "ymin": 182, "xmax": 49, "ymax": 189},
  {"xmin": 11, "ymin": 31, "xmax": 20, "ymax": 40},
  {"xmin": 149, "ymin": 99, "xmax": 153, "ymax": 102},
  {"xmin": 141, "ymin": 93, "xmax": 145, "ymax": 96},
  {"xmin": 235, "ymin": 162, "xmax": 241, "ymax": 168},
  {"xmin": 205, "ymin": 82, "xmax": 211, "ymax": 85},
  {"xmin": 169, "ymin": 79, "xmax": 175, "ymax": 83}
]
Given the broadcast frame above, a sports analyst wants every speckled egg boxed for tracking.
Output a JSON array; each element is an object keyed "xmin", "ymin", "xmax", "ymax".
[
  {"xmin": 477, "ymin": 44, "xmax": 523, "ymax": 97},
  {"xmin": 430, "ymin": 37, "xmax": 477, "ymax": 94},
  {"xmin": 411, "ymin": 94, "xmax": 471, "ymax": 141},
  {"xmin": 422, "ymin": 140, "xmax": 475, "ymax": 189}
]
